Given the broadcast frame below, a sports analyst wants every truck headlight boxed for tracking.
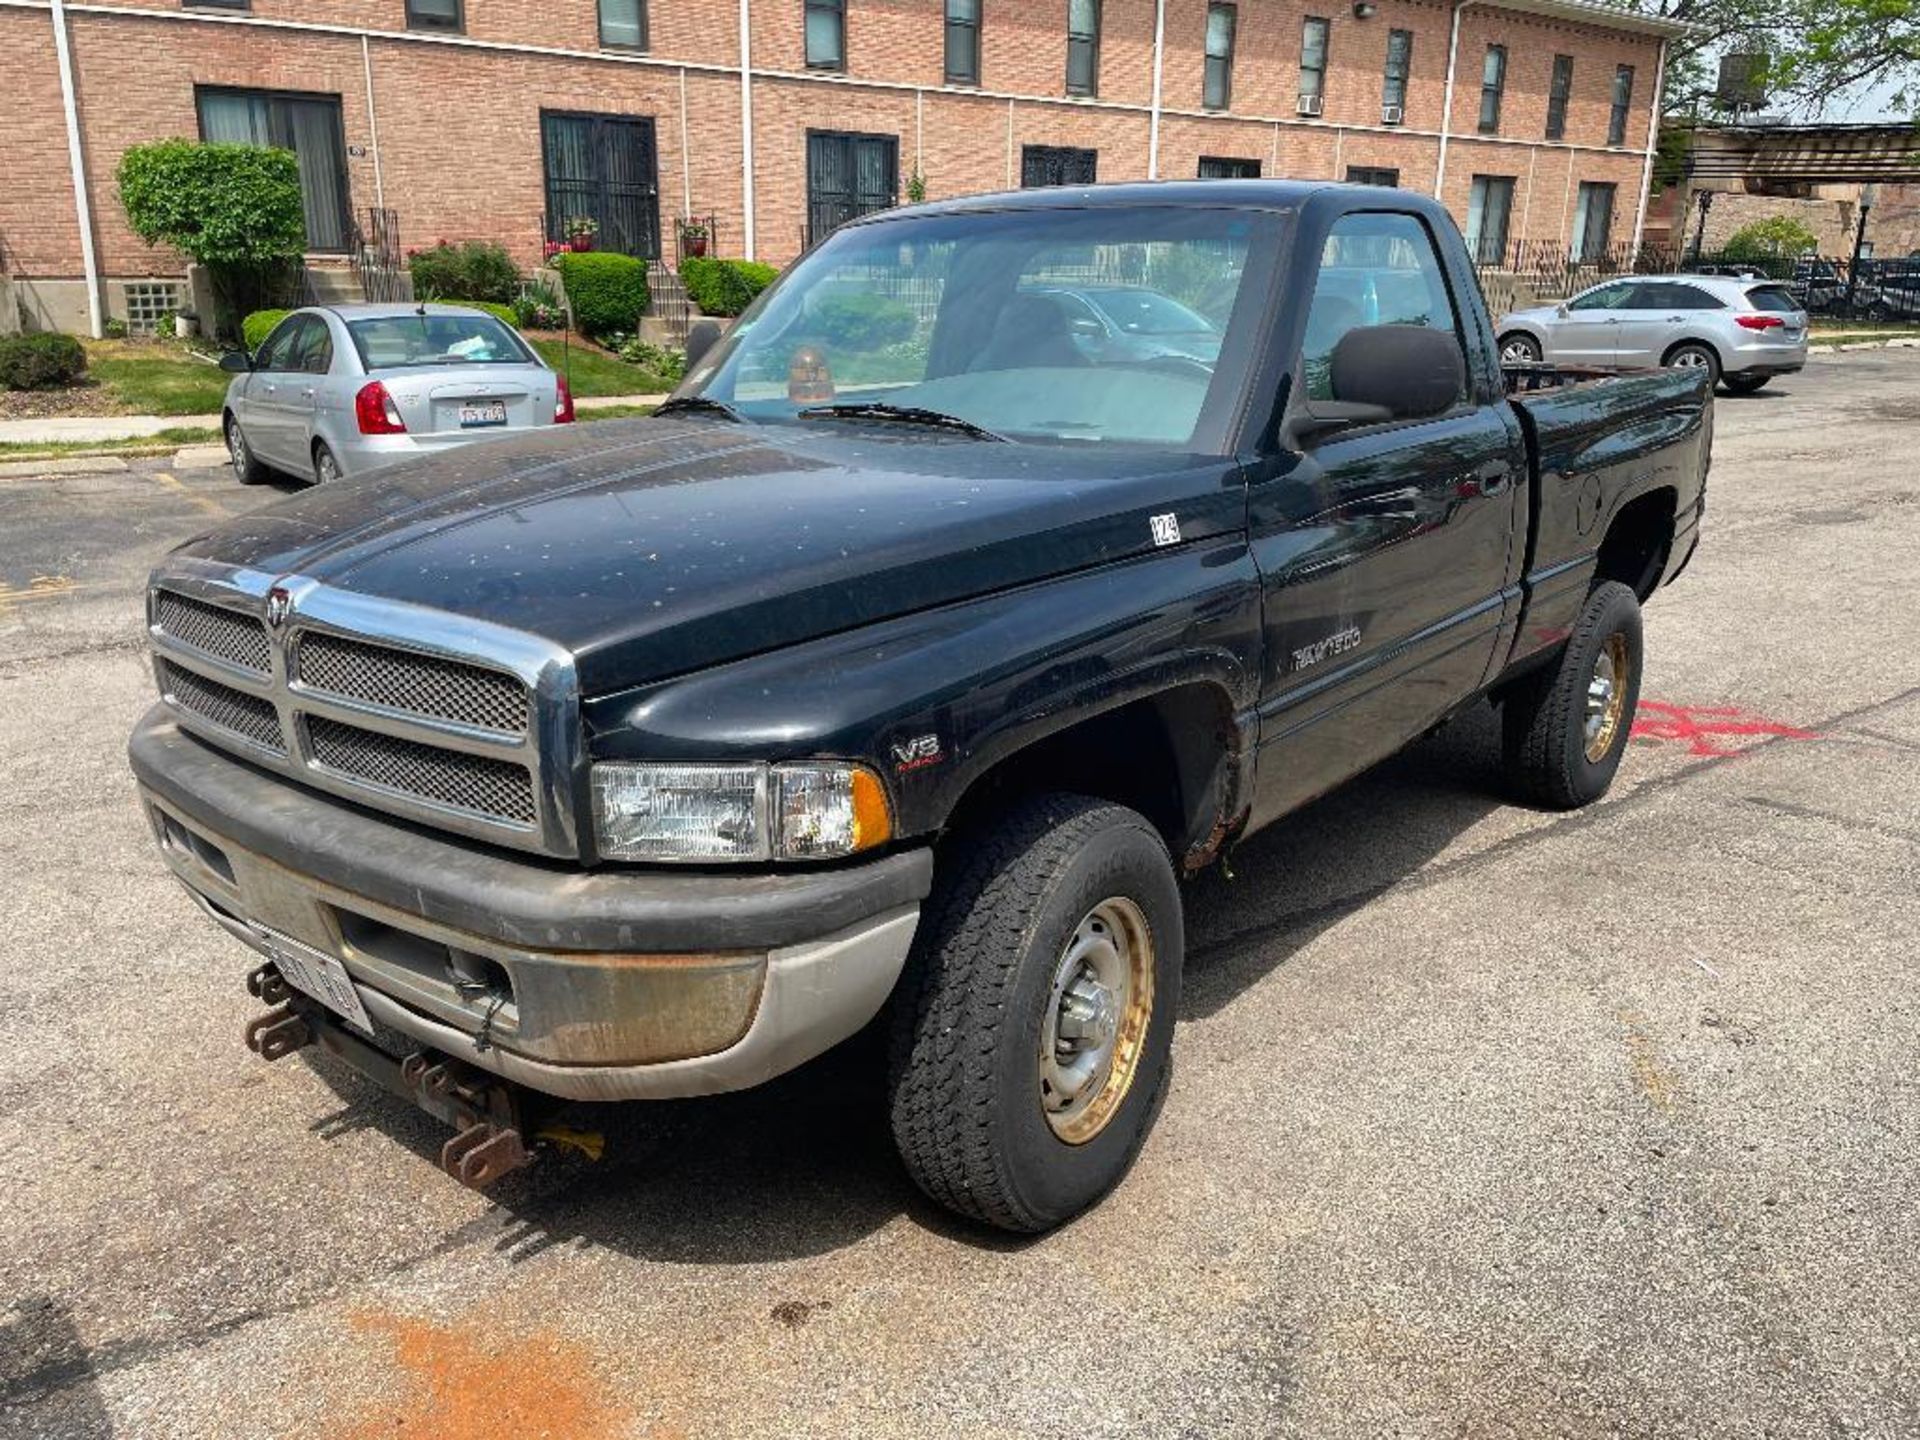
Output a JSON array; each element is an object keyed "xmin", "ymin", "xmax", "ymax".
[{"xmin": 590, "ymin": 761, "xmax": 892, "ymax": 862}]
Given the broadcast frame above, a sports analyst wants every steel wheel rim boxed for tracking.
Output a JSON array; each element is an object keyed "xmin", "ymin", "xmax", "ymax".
[
  {"xmin": 1039, "ymin": 896, "xmax": 1154, "ymax": 1145},
  {"xmin": 227, "ymin": 421, "xmax": 247, "ymax": 474},
  {"xmin": 1585, "ymin": 632, "xmax": 1630, "ymax": 762}
]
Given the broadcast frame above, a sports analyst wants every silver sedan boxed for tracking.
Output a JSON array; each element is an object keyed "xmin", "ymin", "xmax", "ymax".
[
  {"xmin": 1496, "ymin": 274, "xmax": 1809, "ymax": 394},
  {"xmin": 219, "ymin": 303, "xmax": 573, "ymax": 484}
]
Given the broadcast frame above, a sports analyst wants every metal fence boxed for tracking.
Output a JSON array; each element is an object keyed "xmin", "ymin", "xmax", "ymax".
[
  {"xmin": 355, "ymin": 208, "xmax": 412, "ymax": 303},
  {"xmin": 1472, "ymin": 238, "xmax": 1920, "ymax": 321}
]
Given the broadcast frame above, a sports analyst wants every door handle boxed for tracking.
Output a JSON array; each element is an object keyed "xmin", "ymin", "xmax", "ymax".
[
  {"xmin": 1458, "ymin": 462, "xmax": 1512, "ymax": 498},
  {"xmin": 299, "ymin": 387, "xmax": 316, "ymax": 399}
]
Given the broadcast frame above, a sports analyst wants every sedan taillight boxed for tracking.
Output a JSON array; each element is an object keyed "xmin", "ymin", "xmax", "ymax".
[
  {"xmin": 1735, "ymin": 314, "xmax": 1786, "ymax": 331},
  {"xmin": 554, "ymin": 375, "xmax": 576, "ymax": 424},
  {"xmin": 354, "ymin": 380, "xmax": 408, "ymax": 434}
]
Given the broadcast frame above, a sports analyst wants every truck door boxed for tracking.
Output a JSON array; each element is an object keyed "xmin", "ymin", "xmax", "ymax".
[{"xmin": 1246, "ymin": 209, "xmax": 1524, "ymax": 825}]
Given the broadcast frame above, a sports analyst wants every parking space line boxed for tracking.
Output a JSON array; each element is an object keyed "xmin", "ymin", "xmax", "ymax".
[{"xmin": 152, "ymin": 470, "xmax": 226, "ymax": 518}]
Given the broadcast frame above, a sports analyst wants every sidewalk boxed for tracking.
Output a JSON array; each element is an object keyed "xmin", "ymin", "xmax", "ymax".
[{"xmin": 0, "ymin": 391, "xmax": 669, "ymax": 447}]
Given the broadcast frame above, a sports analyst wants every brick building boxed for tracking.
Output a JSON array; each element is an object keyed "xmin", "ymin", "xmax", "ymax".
[{"xmin": 0, "ymin": 0, "xmax": 1683, "ymax": 333}]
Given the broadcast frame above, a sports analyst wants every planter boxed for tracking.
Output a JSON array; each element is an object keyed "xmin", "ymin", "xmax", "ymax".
[
  {"xmin": 174, "ymin": 314, "xmax": 198, "ymax": 339},
  {"xmin": 685, "ymin": 234, "xmax": 710, "ymax": 258},
  {"xmin": 567, "ymin": 234, "xmax": 596, "ymax": 253}
]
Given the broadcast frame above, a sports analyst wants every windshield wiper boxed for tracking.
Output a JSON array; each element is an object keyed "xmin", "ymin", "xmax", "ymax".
[
  {"xmin": 656, "ymin": 394, "xmax": 744, "ymax": 422},
  {"xmin": 797, "ymin": 402, "xmax": 1008, "ymax": 442}
]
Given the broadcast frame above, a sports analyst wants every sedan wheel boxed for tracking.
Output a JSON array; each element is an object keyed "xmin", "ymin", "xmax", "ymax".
[
  {"xmin": 226, "ymin": 416, "xmax": 267, "ymax": 485},
  {"xmin": 313, "ymin": 444, "xmax": 343, "ymax": 485}
]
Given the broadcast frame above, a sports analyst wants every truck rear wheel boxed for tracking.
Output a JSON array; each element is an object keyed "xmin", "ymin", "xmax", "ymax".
[
  {"xmin": 887, "ymin": 794, "xmax": 1181, "ymax": 1233},
  {"xmin": 1502, "ymin": 580, "xmax": 1643, "ymax": 810}
]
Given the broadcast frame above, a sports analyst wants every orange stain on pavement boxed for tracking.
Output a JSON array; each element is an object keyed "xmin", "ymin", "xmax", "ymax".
[{"xmin": 335, "ymin": 1309, "xmax": 628, "ymax": 1440}]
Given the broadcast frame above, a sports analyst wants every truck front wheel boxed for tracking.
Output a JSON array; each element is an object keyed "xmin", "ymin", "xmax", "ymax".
[
  {"xmin": 887, "ymin": 794, "xmax": 1182, "ymax": 1233},
  {"xmin": 1502, "ymin": 580, "xmax": 1644, "ymax": 809}
]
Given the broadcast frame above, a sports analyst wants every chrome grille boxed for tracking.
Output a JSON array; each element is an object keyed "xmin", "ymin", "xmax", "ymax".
[
  {"xmin": 160, "ymin": 660, "xmax": 285, "ymax": 753},
  {"xmin": 155, "ymin": 590, "xmax": 271, "ymax": 675},
  {"xmin": 295, "ymin": 633, "xmax": 529, "ymax": 734},
  {"xmin": 305, "ymin": 716, "xmax": 537, "ymax": 826}
]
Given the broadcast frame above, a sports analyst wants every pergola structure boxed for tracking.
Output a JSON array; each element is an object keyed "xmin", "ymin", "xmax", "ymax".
[{"xmin": 1684, "ymin": 121, "xmax": 1920, "ymax": 187}]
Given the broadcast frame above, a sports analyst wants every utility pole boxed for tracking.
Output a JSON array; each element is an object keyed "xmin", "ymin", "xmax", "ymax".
[
  {"xmin": 1844, "ymin": 183, "xmax": 1880, "ymax": 316},
  {"xmin": 1688, "ymin": 188, "xmax": 1714, "ymax": 264}
]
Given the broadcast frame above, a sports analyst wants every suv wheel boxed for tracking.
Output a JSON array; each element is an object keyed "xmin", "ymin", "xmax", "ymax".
[
  {"xmin": 1722, "ymin": 373, "xmax": 1770, "ymax": 395},
  {"xmin": 1502, "ymin": 581, "xmax": 1644, "ymax": 810},
  {"xmin": 1500, "ymin": 333, "xmax": 1542, "ymax": 364},
  {"xmin": 1664, "ymin": 341, "xmax": 1721, "ymax": 388},
  {"xmin": 888, "ymin": 794, "xmax": 1181, "ymax": 1233},
  {"xmin": 226, "ymin": 415, "xmax": 267, "ymax": 485}
]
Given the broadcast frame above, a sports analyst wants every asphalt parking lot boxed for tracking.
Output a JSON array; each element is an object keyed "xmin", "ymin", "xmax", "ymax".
[{"xmin": 2, "ymin": 352, "xmax": 1917, "ymax": 1439}]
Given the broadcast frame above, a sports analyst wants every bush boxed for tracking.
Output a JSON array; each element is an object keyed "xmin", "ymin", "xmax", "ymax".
[
  {"xmin": 554, "ymin": 251, "xmax": 649, "ymax": 339},
  {"xmin": 408, "ymin": 241, "xmax": 522, "ymax": 304},
  {"xmin": 447, "ymin": 299, "xmax": 520, "ymax": 327},
  {"xmin": 809, "ymin": 293, "xmax": 916, "ymax": 349},
  {"xmin": 0, "ymin": 332, "xmax": 88, "ymax": 390},
  {"xmin": 1723, "ymin": 216, "xmax": 1822, "ymax": 262},
  {"xmin": 617, "ymin": 338, "xmax": 687, "ymax": 384},
  {"xmin": 513, "ymin": 277, "xmax": 566, "ymax": 330},
  {"xmin": 242, "ymin": 308, "xmax": 291, "ymax": 351},
  {"xmin": 679, "ymin": 257, "xmax": 779, "ymax": 317},
  {"xmin": 117, "ymin": 141, "xmax": 306, "ymax": 342}
]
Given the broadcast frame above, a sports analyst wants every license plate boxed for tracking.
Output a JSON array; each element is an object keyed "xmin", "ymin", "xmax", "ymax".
[
  {"xmin": 259, "ymin": 926, "xmax": 373, "ymax": 1031},
  {"xmin": 459, "ymin": 401, "xmax": 508, "ymax": 428}
]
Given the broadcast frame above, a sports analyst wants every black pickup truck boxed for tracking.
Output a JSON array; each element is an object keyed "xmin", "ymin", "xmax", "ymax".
[{"xmin": 131, "ymin": 182, "xmax": 1709, "ymax": 1232}]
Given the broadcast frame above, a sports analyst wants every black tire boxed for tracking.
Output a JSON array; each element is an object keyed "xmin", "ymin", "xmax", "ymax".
[
  {"xmin": 1502, "ymin": 580, "xmax": 1644, "ymax": 810},
  {"xmin": 225, "ymin": 413, "xmax": 268, "ymax": 485},
  {"xmin": 312, "ymin": 441, "xmax": 344, "ymax": 485},
  {"xmin": 1721, "ymin": 373, "xmax": 1770, "ymax": 395},
  {"xmin": 887, "ymin": 794, "xmax": 1182, "ymax": 1233},
  {"xmin": 1664, "ymin": 341, "xmax": 1721, "ymax": 388},
  {"xmin": 1499, "ymin": 333, "xmax": 1543, "ymax": 364}
]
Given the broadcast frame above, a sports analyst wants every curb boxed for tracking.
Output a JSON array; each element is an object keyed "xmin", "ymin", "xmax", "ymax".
[
  {"xmin": 0, "ymin": 455, "xmax": 129, "ymax": 479},
  {"xmin": 1808, "ymin": 337, "xmax": 1920, "ymax": 354}
]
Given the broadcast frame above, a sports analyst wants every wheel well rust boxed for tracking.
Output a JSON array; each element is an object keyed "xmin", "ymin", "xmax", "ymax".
[{"xmin": 941, "ymin": 684, "xmax": 1248, "ymax": 875}]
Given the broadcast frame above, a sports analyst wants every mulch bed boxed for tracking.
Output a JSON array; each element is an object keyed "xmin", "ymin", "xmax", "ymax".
[{"xmin": 0, "ymin": 382, "xmax": 134, "ymax": 421}]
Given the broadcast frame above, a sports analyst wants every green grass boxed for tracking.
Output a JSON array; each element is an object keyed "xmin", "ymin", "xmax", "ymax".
[
  {"xmin": 528, "ymin": 338, "xmax": 672, "ymax": 398},
  {"xmin": 576, "ymin": 404, "xmax": 659, "ymax": 422},
  {"xmin": 0, "ymin": 426, "xmax": 220, "ymax": 461},
  {"xmin": 85, "ymin": 342, "xmax": 232, "ymax": 415}
]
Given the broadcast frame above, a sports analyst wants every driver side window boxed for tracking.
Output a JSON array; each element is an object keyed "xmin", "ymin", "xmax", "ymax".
[
  {"xmin": 1299, "ymin": 211, "xmax": 1464, "ymax": 402},
  {"xmin": 1567, "ymin": 283, "xmax": 1630, "ymax": 312},
  {"xmin": 252, "ymin": 318, "xmax": 302, "ymax": 371}
]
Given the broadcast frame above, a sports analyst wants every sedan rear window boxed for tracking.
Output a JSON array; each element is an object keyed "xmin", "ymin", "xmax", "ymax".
[
  {"xmin": 347, "ymin": 313, "xmax": 534, "ymax": 369},
  {"xmin": 1746, "ymin": 285, "xmax": 1801, "ymax": 313}
]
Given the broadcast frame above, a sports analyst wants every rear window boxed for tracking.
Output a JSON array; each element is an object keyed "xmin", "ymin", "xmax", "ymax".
[
  {"xmin": 1746, "ymin": 285, "xmax": 1801, "ymax": 313},
  {"xmin": 347, "ymin": 313, "xmax": 534, "ymax": 369}
]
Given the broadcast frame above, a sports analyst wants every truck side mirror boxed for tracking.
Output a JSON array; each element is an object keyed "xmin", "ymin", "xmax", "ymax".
[
  {"xmin": 1329, "ymin": 324, "xmax": 1466, "ymax": 421},
  {"xmin": 684, "ymin": 319, "xmax": 723, "ymax": 372}
]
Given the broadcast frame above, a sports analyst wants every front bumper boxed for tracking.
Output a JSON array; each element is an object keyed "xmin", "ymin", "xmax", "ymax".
[{"xmin": 131, "ymin": 708, "xmax": 929, "ymax": 1099}]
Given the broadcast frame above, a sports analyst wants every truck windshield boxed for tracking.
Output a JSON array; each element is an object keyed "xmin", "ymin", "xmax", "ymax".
[{"xmin": 677, "ymin": 205, "xmax": 1280, "ymax": 448}]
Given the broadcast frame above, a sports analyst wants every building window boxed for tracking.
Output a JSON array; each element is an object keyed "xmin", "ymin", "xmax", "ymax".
[
  {"xmin": 1572, "ymin": 181, "xmax": 1615, "ymax": 260},
  {"xmin": 806, "ymin": 131, "xmax": 898, "ymax": 246},
  {"xmin": 1204, "ymin": 3, "xmax": 1237, "ymax": 110},
  {"xmin": 1022, "ymin": 144, "xmax": 1096, "ymax": 187},
  {"xmin": 945, "ymin": 0, "xmax": 980, "ymax": 84},
  {"xmin": 1546, "ymin": 54, "xmax": 1573, "ymax": 140},
  {"xmin": 197, "ymin": 87, "xmax": 351, "ymax": 252},
  {"xmin": 805, "ymin": 0, "xmax": 845, "ymax": 69},
  {"xmin": 1345, "ymin": 165, "xmax": 1400, "ymax": 186},
  {"xmin": 1198, "ymin": 156, "xmax": 1260, "ymax": 179},
  {"xmin": 1381, "ymin": 29, "xmax": 1411, "ymax": 121},
  {"xmin": 1066, "ymin": 0, "xmax": 1100, "ymax": 96},
  {"xmin": 1465, "ymin": 173, "xmax": 1515, "ymax": 264},
  {"xmin": 1298, "ymin": 17, "xmax": 1329, "ymax": 112},
  {"xmin": 541, "ymin": 110, "xmax": 662, "ymax": 259},
  {"xmin": 599, "ymin": 0, "xmax": 648, "ymax": 49},
  {"xmin": 1478, "ymin": 45, "xmax": 1506, "ymax": 133},
  {"xmin": 404, "ymin": 0, "xmax": 461, "ymax": 32},
  {"xmin": 1609, "ymin": 65, "xmax": 1635, "ymax": 145}
]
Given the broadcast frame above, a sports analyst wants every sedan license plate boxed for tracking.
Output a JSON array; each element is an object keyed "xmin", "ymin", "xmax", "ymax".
[
  {"xmin": 459, "ymin": 401, "xmax": 508, "ymax": 428},
  {"xmin": 259, "ymin": 926, "xmax": 373, "ymax": 1031}
]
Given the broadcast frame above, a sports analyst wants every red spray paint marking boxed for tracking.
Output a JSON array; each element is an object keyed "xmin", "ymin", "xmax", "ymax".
[{"xmin": 1630, "ymin": 700, "xmax": 1820, "ymax": 759}]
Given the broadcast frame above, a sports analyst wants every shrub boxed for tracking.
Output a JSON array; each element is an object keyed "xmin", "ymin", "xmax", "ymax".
[
  {"xmin": 809, "ymin": 293, "xmax": 916, "ymax": 349},
  {"xmin": 117, "ymin": 140, "xmax": 305, "ymax": 341},
  {"xmin": 679, "ymin": 257, "xmax": 779, "ymax": 317},
  {"xmin": 449, "ymin": 299, "xmax": 521, "ymax": 327},
  {"xmin": 554, "ymin": 251, "xmax": 649, "ymax": 338},
  {"xmin": 408, "ymin": 241, "xmax": 522, "ymax": 304},
  {"xmin": 513, "ymin": 277, "xmax": 566, "ymax": 330},
  {"xmin": 0, "ymin": 332, "xmax": 88, "ymax": 390},
  {"xmin": 242, "ymin": 308, "xmax": 291, "ymax": 351},
  {"xmin": 1723, "ymin": 216, "xmax": 1821, "ymax": 262},
  {"xmin": 617, "ymin": 338, "xmax": 687, "ymax": 384}
]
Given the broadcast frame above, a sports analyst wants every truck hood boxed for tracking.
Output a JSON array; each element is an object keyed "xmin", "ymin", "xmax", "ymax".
[{"xmin": 170, "ymin": 417, "xmax": 1245, "ymax": 693}]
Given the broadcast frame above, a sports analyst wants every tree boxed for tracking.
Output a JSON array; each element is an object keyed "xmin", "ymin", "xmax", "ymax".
[
  {"xmin": 117, "ymin": 139, "xmax": 307, "ymax": 340},
  {"xmin": 1617, "ymin": 0, "xmax": 1920, "ymax": 120},
  {"xmin": 1723, "ymin": 215, "xmax": 1822, "ymax": 257}
]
